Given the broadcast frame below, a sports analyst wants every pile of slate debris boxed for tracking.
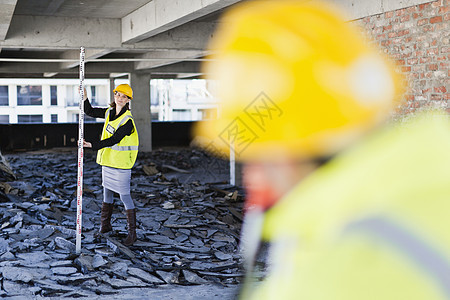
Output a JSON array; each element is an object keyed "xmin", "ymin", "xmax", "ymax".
[{"xmin": 0, "ymin": 147, "xmax": 252, "ymax": 298}]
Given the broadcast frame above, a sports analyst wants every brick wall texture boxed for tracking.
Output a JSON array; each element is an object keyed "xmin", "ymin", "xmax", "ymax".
[{"xmin": 356, "ymin": 0, "xmax": 449, "ymax": 115}]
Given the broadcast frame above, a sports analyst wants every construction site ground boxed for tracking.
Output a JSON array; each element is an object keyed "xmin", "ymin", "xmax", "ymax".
[{"xmin": 0, "ymin": 147, "xmax": 256, "ymax": 299}]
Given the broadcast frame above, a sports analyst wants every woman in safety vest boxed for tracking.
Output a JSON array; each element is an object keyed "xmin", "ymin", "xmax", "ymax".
[{"xmin": 83, "ymin": 83, "xmax": 139, "ymax": 246}]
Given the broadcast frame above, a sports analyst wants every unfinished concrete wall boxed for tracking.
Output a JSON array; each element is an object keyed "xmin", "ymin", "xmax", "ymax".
[
  {"xmin": 355, "ymin": 0, "xmax": 449, "ymax": 114},
  {"xmin": 0, "ymin": 122, "xmax": 193, "ymax": 152}
]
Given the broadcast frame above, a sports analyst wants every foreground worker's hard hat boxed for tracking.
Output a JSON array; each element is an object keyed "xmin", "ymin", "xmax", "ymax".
[
  {"xmin": 113, "ymin": 84, "xmax": 133, "ymax": 99},
  {"xmin": 194, "ymin": 1, "xmax": 404, "ymax": 161}
]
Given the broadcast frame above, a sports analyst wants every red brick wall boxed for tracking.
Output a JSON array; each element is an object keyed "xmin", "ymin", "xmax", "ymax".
[{"xmin": 356, "ymin": 0, "xmax": 449, "ymax": 115}]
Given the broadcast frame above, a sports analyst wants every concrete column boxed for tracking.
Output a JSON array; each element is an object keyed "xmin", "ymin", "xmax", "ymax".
[
  {"xmin": 57, "ymin": 85, "xmax": 67, "ymax": 122},
  {"xmin": 235, "ymin": 162, "xmax": 243, "ymax": 187},
  {"xmin": 109, "ymin": 77, "xmax": 115, "ymax": 104},
  {"xmin": 42, "ymin": 85, "xmax": 51, "ymax": 123},
  {"xmin": 9, "ymin": 84, "xmax": 17, "ymax": 123},
  {"xmin": 129, "ymin": 73, "xmax": 152, "ymax": 152},
  {"xmin": 229, "ymin": 148, "xmax": 243, "ymax": 186}
]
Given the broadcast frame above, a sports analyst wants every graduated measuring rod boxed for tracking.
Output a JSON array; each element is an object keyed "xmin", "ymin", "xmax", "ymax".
[{"xmin": 76, "ymin": 47, "xmax": 85, "ymax": 254}]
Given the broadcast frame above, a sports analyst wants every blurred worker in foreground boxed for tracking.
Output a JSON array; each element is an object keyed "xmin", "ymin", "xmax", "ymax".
[{"xmin": 194, "ymin": 1, "xmax": 450, "ymax": 299}]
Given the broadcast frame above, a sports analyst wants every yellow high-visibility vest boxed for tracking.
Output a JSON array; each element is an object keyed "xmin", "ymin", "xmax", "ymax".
[
  {"xmin": 97, "ymin": 108, "xmax": 139, "ymax": 169},
  {"xmin": 250, "ymin": 114, "xmax": 450, "ymax": 300}
]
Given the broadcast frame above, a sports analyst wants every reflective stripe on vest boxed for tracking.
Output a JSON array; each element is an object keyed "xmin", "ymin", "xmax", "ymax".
[
  {"xmin": 345, "ymin": 217, "xmax": 450, "ymax": 298},
  {"xmin": 97, "ymin": 108, "xmax": 139, "ymax": 169},
  {"xmin": 108, "ymin": 145, "xmax": 139, "ymax": 151},
  {"xmin": 117, "ymin": 115, "xmax": 132, "ymax": 127},
  {"xmin": 104, "ymin": 110, "xmax": 132, "ymax": 133},
  {"xmin": 104, "ymin": 109, "xmax": 131, "ymax": 127}
]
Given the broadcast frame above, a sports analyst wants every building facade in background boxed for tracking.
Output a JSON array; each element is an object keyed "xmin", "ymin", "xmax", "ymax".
[
  {"xmin": 0, "ymin": 78, "xmax": 218, "ymax": 124},
  {"xmin": 0, "ymin": 78, "xmax": 110, "ymax": 124},
  {"xmin": 150, "ymin": 79, "xmax": 219, "ymax": 121}
]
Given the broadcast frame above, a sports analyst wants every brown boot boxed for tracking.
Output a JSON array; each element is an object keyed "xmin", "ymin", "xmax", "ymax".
[
  {"xmin": 99, "ymin": 202, "xmax": 114, "ymax": 234},
  {"xmin": 123, "ymin": 209, "xmax": 137, "ymax": 246}
]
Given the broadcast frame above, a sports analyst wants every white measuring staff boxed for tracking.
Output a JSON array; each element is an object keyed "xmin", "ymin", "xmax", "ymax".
[
  {"xmin": 76, "ymin": 47, "xmax": 86, "ymax": 254},
  {"xmin": 230, "ymin": 142, "xmax": 235, "ymax": 186}
]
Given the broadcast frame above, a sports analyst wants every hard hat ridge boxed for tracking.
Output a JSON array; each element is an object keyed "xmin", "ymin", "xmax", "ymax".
[{"xmin": 113, "ymin": 84, "xmax": 133, "ymax": 99}]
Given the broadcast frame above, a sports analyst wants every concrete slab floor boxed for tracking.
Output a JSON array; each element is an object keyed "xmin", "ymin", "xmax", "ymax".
[{"xmin": 0, "ymin": 147, "xmax": 251, "ymax": 299}]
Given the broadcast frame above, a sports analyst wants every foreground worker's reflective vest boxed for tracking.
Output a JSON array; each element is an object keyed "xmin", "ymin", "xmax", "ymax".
[
  {"xmin": 97, "ymin": 108, "xmax": 139, "ymax": 169},
  {"xmin": 250, "ymin": 114, "xmax": 450, "ymax": 300}
]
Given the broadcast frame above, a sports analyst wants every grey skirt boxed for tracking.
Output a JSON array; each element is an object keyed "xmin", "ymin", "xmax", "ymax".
[{"xmin": 102, "ymin": 166, "xmax": 131, "ymax": 195}]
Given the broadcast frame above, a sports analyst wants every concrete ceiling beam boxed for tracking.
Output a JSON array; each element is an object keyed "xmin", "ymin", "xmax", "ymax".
[
  {"xmin": 0, "ymin": 0, "xmax": 17, "ymax": 40},
  {"xmin": 134, "ymin": 50, "xmax": 209, "ymax": 70},
  {"xmin": 132, "ymin": 21, "xmax": 218, "ymax": 51},
  {"xmin": 0, "ymin": 17, "xmax": 216, "ymax": 53},
  {"xmin": 121, "ymin": 0, "xmax": 242, "ymax": 44},
  {"xmin": 60, "ymin": 48, "xmax": 116, "ymax": 69},
  {"xmin": 0, "ymin": 62, "xmax": 65, "ymax": 73},
  {"xmin": 2, "ymin": 15, "xmax": 121, "ymax": 49},
  {"xmin": 43, "ymin": 72, "xmax": 59, "ymax": 78},
  {"xmin": 0, "ymin": 61, "xmax": 134, "ymax": 74},
  {"xmin": 84, "ymin": 62, "xmax": 135, "ymax": 74},
  {"xmin": 330, "ymin": 0, "xmax": 434, "ymax": 20},
  {"xmin": 149, "ymin": 61, "xmax": 201, "ymax": 74},
  {"xmin": 42, "ymin": 0, "xmax": 65, "ymax": 15}
]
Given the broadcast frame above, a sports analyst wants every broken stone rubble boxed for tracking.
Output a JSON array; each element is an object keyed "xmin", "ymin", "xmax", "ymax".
[{"xmin": 0, "ymin": 147, "xmax": 253, "ymax": 298}]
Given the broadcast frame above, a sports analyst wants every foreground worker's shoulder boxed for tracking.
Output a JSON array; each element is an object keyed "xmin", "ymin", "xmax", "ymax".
[
  {"xmin": 262, "ymin": 112, "xmax": 450, "ymax": 239},
  {"xmin": 258, "ymin": 111, "xmax": 450, "ymax": 299},
  {"xmin": 255, "ymin": 234, "xmax": 447, "ymax": 300}
]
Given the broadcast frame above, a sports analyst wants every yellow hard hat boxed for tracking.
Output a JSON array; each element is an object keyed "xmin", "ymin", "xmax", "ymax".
[
  {"xmin": 113, "ymin": 84, "xmax": 133, "ymax": 99},
  {"xmin": 194, "ymin": 1, "xmax": 404, "ymax": 162}
]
